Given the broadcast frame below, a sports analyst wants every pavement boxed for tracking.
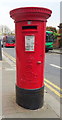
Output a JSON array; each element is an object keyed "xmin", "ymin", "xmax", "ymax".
[
  {"xmin": 0, "ymin": 48, "xmax": 62, "ymax": 119},
  {"xmin": 0, "ymin": 59, "xmax": 2, "ymax": 120},
  {"xmin": 0, "ymin": 50, "xmax": 61, "ymax": 120},
  {"xmin": 49, "ymin": 48, "xmax": 62, "ymax": 54}
]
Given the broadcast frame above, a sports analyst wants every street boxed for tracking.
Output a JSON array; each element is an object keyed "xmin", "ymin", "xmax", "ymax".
[
  {"xmin": 0, "ymin": 1, "xmax": 62, "ymax": 119},
  {"xmin": 3, "ymin": 47, "xmax": 62, "ymax": 102},
  {"xmin": 1, "ymin": 47, "xmax": 62, "ymax": 118}
]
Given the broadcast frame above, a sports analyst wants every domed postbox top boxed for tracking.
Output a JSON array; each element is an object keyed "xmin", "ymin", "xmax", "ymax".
[{"xmin": 10, "ymin": 7, "xmax": 52, "ymax": 22}]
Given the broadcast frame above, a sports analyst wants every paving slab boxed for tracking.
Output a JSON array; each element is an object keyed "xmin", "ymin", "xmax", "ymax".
[
  {"xmin": 0, "ymin": 61, "xmax": 2, "ymax": 120},
  {"xmin": 1, "ymin": 55, "xmax": 61, "ymax": 119},
  {"xmin": 49, "ymin": 49, "xmax": 62, "ymax": 54}
]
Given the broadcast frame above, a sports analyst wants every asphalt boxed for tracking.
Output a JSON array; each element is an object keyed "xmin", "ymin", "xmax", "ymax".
[
  {"xmin": 0, "ymin": 53, "xmax": 61, "ymax": 120},
  {"xmin": 0, "ymin": 48, "xmax": 62, "ymax": 119}
]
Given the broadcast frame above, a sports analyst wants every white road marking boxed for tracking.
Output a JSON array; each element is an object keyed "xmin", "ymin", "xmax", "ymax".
[{"xmin": 50, "ymin": 64, "xmax": 62, "ymax": 69}]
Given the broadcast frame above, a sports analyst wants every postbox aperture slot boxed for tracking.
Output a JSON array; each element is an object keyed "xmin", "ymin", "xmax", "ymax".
[
  {"xmin": 22, "ymin": 26, "xmax": 37, "ymax": 30},
  {"xmin": 25, "ymin": 35, "xmax": 35, "ymax": 52}
]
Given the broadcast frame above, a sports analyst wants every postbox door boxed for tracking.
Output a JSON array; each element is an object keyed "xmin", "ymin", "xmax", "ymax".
[{"xmin": 16, "ymin": 21, "xmax": 46, "ymax": 89}]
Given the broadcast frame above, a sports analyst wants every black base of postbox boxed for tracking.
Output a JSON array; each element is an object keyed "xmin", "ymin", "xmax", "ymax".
[{"xmin": 16, "ymin": 85, "xmax": 44, "ymax": 110}]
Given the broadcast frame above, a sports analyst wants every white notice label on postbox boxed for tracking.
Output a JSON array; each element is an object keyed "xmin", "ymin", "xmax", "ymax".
[{"xmin": 25, "ymin": 35, "xmax": 35, "ymax": 51}]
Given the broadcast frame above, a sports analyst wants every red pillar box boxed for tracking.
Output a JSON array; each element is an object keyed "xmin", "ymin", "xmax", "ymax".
[{"xmin": 10, "ymin": 7, "xmax": 52, "ymax": 110}]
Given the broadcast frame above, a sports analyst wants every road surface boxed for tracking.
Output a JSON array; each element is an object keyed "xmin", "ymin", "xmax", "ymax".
[{"xmin": 3, "ymin": 47, "xmax": 62, "ymax": 102}]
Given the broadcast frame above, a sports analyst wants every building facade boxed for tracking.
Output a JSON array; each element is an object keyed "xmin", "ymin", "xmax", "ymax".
[{"xmin": 0, "ymin": 25, "xmax": 11, "ymax": 35}]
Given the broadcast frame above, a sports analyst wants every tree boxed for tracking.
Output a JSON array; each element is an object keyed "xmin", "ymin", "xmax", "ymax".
[{"xmin": 46, "ymin": 26, "xmax": 57, "ymax": 33}]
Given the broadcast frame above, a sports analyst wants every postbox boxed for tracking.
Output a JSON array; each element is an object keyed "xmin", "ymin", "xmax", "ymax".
[{"xmin": 10, "ymin": 7, "xmax": 52, "ymax": 110}]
